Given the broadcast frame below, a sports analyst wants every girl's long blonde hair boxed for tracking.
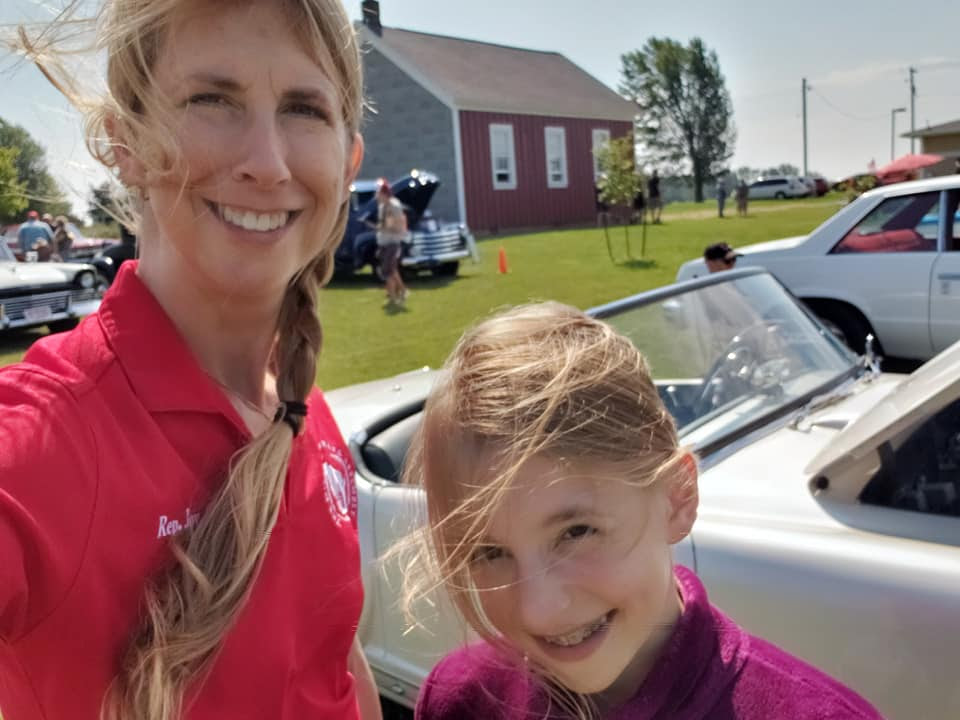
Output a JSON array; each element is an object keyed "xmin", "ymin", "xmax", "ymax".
[
  {"xmin": 400, "ymin": 302, "xmax": 690, "ymax": 718},
  {"xmin": 11, "ymin": 2, "xmax": 363, "ymax": 718}
]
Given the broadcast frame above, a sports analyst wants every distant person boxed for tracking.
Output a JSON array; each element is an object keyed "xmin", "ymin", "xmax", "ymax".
[
  {"xmin": 51, "ymin": 215, "xmax": 75, "ymax": 260},
  {"xmin": 716, "ymin": 170, "xmax": 731, "ymax": 218},
  {"xmin": 647, "ymin": 169, "xmax": 662, "ymax": 223},
  {"xmin": 704, "ymin": 242, "xmax": 741, "ymax": 273},
  {"xmin": 631, "ymin": 183, "xmax": 646, "ymax": 225},
  {"xmin": 954, "ymin": 158, "xmax": 960, "ymax": 175},
  {"xmin": 594, "ymin": 179, "xmax": 611, "ymax": 227},
  {"xmin": 375, "ymin": 178, "xmax": 409, "ymax": 307},
  {"xmin": 16, "ymin": 209, "xmax": 54, "ymax": 258},
  {"xmin": 736, "ymin": 179, "xmax": 749, "ymax": 217}
]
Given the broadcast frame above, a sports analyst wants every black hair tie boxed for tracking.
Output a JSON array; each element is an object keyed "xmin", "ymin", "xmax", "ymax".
[{"xmin": 274, "ymin": 401, "xmax": 309, "ymax": 436}]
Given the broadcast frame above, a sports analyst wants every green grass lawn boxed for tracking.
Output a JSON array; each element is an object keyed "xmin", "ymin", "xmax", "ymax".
[{"xmin": 0, "ymin": 197, "xmax": 840, "ymax": 389}]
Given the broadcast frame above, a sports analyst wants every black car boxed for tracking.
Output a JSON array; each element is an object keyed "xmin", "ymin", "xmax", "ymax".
[{"xmin": 334, "ymin": 171, "xmax": 474, "ymax": 279}]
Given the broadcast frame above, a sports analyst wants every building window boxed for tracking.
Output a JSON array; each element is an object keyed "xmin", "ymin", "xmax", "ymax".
[
  {"xmin": 544, "ymin": 126, "xmax": 568, "ymax": 189},
  {"xmin": 592, "ymin": 128, "xmax": 611, "ymax": 179},
  {"xmin": 489, "ymin": 123, "xmax": 517, "ymax": 190}
]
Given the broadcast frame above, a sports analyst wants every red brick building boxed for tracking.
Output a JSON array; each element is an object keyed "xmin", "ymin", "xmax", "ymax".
[{"xmin": 358, "ymin": 7, "xmax": 636, "ymax": 233}]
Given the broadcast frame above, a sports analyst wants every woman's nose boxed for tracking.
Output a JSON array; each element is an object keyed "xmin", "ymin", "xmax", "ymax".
[{"xmin": 231, "ymin": 114, "xmax": 292, "ymax": 187}]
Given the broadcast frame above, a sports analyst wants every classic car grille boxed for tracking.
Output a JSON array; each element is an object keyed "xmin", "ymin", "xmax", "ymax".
[
  {"xmin": 1, "ymin": 290, "xmax": 71, "ymax": 320},
  {"xmin": 411, "ymin": 229, "xmax": 465, "ymax": 255}
]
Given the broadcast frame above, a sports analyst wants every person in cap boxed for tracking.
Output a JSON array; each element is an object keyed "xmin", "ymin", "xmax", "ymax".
[
  {"xmin": 16, "ymin": 209, "xmax": 54, "ymax": 258},
  {"xmin": 704, "ymin": 242, "xmax": 741, "ymax": 273}
]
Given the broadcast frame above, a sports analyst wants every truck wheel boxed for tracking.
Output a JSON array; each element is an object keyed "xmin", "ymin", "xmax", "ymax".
[
  {"xmin": 432, "ymin": 261, "xmax": 459, "ymax": 277},
  {"xmin": 815, "ymin": 304, "xmax": 880, "ymax": 356}
]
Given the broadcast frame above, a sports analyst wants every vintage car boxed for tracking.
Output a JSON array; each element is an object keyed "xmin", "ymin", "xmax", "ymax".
[
  {"xmin": 327, "ymin": 268, "xmax": 959, "ymax": 720},
  {"xmin": 676, "ymin": 176, "xmax": 960, "ymax": 360},
  {"xmin": 334, "ymin": 170, "xmax": 475, "ymax": 279},
  {"xmin": 0, "ymin": 241, "xmax": 102, "ymax": 333}
]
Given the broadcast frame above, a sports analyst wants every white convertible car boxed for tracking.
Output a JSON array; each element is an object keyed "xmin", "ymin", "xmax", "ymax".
[
  {"xmin": 329, "ymin": 269, "xmax": 959, "ymax": 720},
  {"xmin": 676, "ymin": 176, "xmax": 960, "ymax": 361}
]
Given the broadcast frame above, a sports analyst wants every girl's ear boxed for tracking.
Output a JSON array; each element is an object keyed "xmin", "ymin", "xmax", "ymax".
[
  {"xmin": 666, "ymin": 452, "xmax": 699, "ymax": 545},
  {"xmin": 105, "ymin": 114, "xmax": 146, "ymax": 187}
]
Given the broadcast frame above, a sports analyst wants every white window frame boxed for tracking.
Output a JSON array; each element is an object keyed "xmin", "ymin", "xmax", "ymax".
[
  {"xmin": 592, "ymin": 128, "xmax": 611, "ymax": 180},
  {"xmin": 544, "ymin": 126, "xmax": 569, "ymax": 189},
  {"xmin": 489, "ymin": 123, "xmax": 517, "ymax": 191}
]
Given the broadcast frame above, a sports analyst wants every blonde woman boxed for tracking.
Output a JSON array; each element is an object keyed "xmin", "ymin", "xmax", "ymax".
[
  {"xmin": 404, "ymin": 303, "xmax": 883, "ymax": 720},
  {"xmin": 0, "ymin": 2, "xmax": 381, "ymax": 719}
]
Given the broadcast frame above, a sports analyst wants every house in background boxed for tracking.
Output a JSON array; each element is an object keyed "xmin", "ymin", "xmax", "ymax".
[
  {"xmin": 903, "ymin": 119, "xmax": 960, "ymax": 176},
  {"xmin": 357, "ymin": 1, "xmax": 636, "ymax": 234}
]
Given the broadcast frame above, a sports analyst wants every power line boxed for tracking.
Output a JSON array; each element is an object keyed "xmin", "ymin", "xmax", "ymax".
[{"xmin": 808, "ymin": 86, "xmax": 886, "ymax": 122}]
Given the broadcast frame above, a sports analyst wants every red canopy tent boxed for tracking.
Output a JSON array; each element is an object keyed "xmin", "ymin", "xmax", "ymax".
[{"xmin": 875, "ymin": 153, "xmax": 943, "ymax": 184}]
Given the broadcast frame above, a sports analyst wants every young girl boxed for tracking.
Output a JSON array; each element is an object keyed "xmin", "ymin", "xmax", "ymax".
[
  {"xmin": 1, "ymin": 1, "xmax": 379, "ymax": 719},
  {"xmin": 406, "ymin": 302, "xmax": 884, "ymax": 720}
]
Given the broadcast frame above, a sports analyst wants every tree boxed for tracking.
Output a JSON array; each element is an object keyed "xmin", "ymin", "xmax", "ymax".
[
  {"xmin": 620, "ymin": 37, "xmax": 735, "ymax": 202},
  {"xmin": 0, "ymin": 147, "xmax": 28, "ymax": 220},
  {"xmin": 0, "ymin": 118, "xmax": 71, "ymax": 223},
  {"xmin": 596, "ymin": 136, "xmax": 643, "ymax": 260},
  {"xmin": 89, "ymin": 181, "xmax": 119, "ymax": 225}
]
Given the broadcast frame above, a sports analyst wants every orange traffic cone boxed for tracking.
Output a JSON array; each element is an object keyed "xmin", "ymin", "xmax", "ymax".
[{"xmin": 498, "ymin": 246, "xmax": 509, "ymax": 274}]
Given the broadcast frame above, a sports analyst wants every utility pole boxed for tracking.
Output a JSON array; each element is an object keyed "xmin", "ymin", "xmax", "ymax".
[
  {"xmin": 891, "ymin": 107, "xmax": 906, "ymax": 161},
  {"xmin": 909, "ymin": 67, "xmax": 917, "ymax": 153},
  {"xmin": 802, "ymin": 77, "xmax": 808, "ymax": 176}
]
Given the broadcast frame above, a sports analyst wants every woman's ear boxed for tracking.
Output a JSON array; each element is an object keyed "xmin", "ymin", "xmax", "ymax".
[
  {"xmin": 105, "ymin": 114, "xmax": 146, "ymax": 188},
  {"xmin": 342, "ymin": 132, "xmax": 365, "ymax": 204},
  {"xmin": 666, "ymin": 452, "xmax": 699, "ymax": 544}
]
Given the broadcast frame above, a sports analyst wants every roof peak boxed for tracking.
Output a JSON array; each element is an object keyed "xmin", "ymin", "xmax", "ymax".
[{"xmin": 379, "ymin": 25, "xmax": 564, "ymax": 58}]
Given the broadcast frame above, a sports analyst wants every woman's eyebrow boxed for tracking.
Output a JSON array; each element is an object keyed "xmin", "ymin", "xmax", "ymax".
[
  {"xmin": 282, "ymin": 87, "xmax": 333, "ymax": 104},
  {"xmin": 183, "ymin": 72, "xmax": 246, "ymax": 92}
]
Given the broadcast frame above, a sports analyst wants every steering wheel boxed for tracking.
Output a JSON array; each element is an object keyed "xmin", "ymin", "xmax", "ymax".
[{"xmin": 692, "ymin": 320, "xmax": 782, "ymax": 419}]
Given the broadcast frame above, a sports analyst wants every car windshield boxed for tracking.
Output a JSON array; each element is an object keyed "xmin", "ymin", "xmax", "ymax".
[
  {"xmin": 593, "ymin": 271, "xmax": 859, "ymax": 452},
  {"xmin": 0, "ymin": 242, "xmax": 14, "ymax": 261}
]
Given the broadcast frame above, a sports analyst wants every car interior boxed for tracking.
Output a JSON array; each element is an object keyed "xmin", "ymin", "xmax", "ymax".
[{"xmin": 860, "ymin": 396, "xmax": 960, "ymax": 517}]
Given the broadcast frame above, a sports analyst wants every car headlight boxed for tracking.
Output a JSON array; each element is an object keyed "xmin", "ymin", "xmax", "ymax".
[{"xmin": 76, "ymin": 270, "xmax": 95, "ymax": 289}]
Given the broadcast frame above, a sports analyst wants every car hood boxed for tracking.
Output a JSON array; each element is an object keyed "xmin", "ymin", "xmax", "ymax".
[
  {"xmin": 392, "ymin": 171, "xmax": 439, "ymax": 221},
  {"xmin": 325, "ymin": 366, "xmax": 438, "ymax": 440},
  {"xmin": 805, "ymin": 339, "xmax": 960, "ymax": 477},
  {"xmin": 737, "ymin": 234, "xmax": 808, "ymax": 256},
  {"xmin": 0, "ymin": 261, "xmax": 76, "ymax": 289}
]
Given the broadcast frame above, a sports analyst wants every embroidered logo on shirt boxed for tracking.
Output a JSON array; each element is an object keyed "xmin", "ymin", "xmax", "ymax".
[
  {"xmin": 157, "ymin": 507, "xmax": 200, "ymax": 538},
  {"xmin": 319, "ymin": 439, "xmax": 356, "ymax": 526}
]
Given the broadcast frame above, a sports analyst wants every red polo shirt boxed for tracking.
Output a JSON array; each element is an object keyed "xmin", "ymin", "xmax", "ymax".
[{"xmin": 0, "ymin": 262, "xmax": 363, "ymax": 720}]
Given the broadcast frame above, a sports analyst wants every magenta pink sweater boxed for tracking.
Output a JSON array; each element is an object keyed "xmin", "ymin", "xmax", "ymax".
[{"xmin": 415, "ymin": 566, "xmax": 884, "ymax": 720}]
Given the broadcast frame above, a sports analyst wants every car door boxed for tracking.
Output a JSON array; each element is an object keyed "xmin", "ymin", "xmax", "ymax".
[
  {"xmin": 930, "ymin": 190, "xmax": 960, "ymax": 353},
  {"xmin": 814, "ymin": 190, "xmax": 942, "ymax": 358}
]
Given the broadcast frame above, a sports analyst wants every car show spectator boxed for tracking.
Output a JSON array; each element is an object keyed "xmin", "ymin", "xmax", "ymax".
[
  {"xmin": 704, "ymin": 241, "xmax": 741, "ymax": 272},
  {"xmin": 375, "ymin": 178, "xmax": 410, "ymax": 307},
  {"xmin": 647, "ymin": 169, "xmax": 662, "ymax": 223},
  {"xmin": 51, "ymin": 215, "xmax": 75, "ymax": 260},
  {"xmin": 0, "ymin": 2, "xmax": 381, "ymax": 720},
  {"xmin": 594, "ymin": 178, "xmax": 611, "ymax": 227},
  {"xmin": 716, "ymin": 169, "xmax": 732, "ymax": 218},
  {"xmin": 736, "ymin": 178, "xmax": 749, "ymax": 216},
  {"xmin": 406, "ymin": 303, "xmax": 884, "ymax": 720},
  {"xmin": 16, "ymin": 209, "xmax": 54, "ymax": 257}
]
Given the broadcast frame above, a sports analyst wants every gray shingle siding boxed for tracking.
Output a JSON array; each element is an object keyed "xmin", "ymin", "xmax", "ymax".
[{"xmin": 360, "ymin": 48, "xmax": 461, "ymax": 222}]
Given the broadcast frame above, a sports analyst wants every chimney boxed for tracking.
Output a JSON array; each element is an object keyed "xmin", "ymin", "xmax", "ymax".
[{"xmin": 362, "ymin": 1, "xmax": 382, "ymax": 36}]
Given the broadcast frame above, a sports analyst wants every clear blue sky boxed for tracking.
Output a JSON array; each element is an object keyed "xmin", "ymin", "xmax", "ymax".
[{"xmin": 2, "ymin": 0, "xmax": 959, "ymax": 218}]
